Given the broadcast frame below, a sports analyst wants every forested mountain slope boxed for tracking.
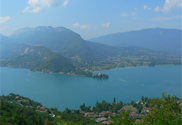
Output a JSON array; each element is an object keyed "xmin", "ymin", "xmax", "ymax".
[
  {"xmin": 1, "ymin": 45, "xmax": 76, "ymax": 74},
  {"xmin": 89, "ymin": 28, "xmax": 181, "ymax": 54}
]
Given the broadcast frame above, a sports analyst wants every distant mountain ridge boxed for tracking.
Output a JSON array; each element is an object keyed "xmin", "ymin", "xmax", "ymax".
[
  {"xmin": 9, "ymin": 26, "xmax": 84, "ymax": 54},
  {"xmin": 89, "ymin": 28, "xmax": 182, "ymax": 53},
  {"xmin": 6, "ymin": 26, "xmax": 128, "ymax": 62},
  {"xmin": 1, "ymin": 26, "xmax": 181, "ymax": 76},
  {"xmin": 8, "ymin": 26, "xmax": 95, "ymax": 61}
]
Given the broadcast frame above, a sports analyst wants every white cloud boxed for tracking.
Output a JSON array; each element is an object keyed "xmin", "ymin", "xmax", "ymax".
[
  {"xmin": 29, "ymin": 7, "xmax": 41, "ymax": 13},
  {"xmin": 22, "ymin": 6, "xmax": 30, "ymax": 13},
  {"xmin": 151, "ymin": 15, "xmax": 181, "ymax": 21},
  {"xmin": 102, "ymin": 22, "xmax": 110, "ymax": 27},
  {"xmin": 80, "ymin": 25, "xmax": 89, "ymax": 29},
  {"xmin": 144, "ymin": 5, "xmax": 148, "ymax": 9},
  {"xmin": 23, "ymin": 0, "xmax": 69, "ymax": 13},
  {"xmin": 0, "ymin": 16, "xmax": 12, "ymax": 24},
  {"xmin": 62, "ymin": 0, "xmax": 68, "ymax": 6},
  {"xmin": 154, "ymin": 6, "xmax": 160, "ymax": 12},
  {"xmin": 73, "ymin": 23, "xmax": 79, "ymax": 27},
  {"xmin": 73, "ymin": 23, "xmax": 89, "ymax": 29},
  {"xmin": 144, "ymin": 5, "xmax": 151, "ymax": 10},
  {"xmin": 155, "ymin": 0, "xmax": 182, "ymax": 12},
  {"xmin": 163, "ymin": 0, "xmax": 182, "ymax": 12},
  {"xmin": 135, "ymin": 8, "xmax": 138, "ymax": 10}
]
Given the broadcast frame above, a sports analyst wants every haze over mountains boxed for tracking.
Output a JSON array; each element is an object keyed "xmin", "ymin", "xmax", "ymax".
[
  {"xmin": 6, "ymin": 26, "xmax": 119, "ymax": 62},
  {"xmin": 9, "ymin": 26, "xmax": 85, "ymax": 56},
  {"xmin": 89, "ymin": 28, "xmax": 182, "ymax": 54},
  {"xmin": 1, "ymin": 26, "xmax": 181, "ymax": 76}
]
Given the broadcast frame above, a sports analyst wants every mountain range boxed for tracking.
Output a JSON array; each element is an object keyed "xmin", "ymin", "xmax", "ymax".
[
  {"xmin": 1, "ymin": 26, "xmax": 181, "ymax": 76},
  {"xmin": 6, "ymin": 26, "xmax": 122, "ymax": 62},
  {"xmin": 89, "ymin": 28, "xmax": 181, "ymax": 54}
]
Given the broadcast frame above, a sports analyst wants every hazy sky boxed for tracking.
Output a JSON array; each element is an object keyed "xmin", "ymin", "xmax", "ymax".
[{"xmin": 1, "ymin": 0, "xmax": 181, "ymax": 39}]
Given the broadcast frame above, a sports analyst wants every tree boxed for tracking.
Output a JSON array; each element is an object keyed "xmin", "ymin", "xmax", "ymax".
[
  {"xmin": 80, "ymin": 103, "xmax": 85, "ymax": 111},
  {"xmin": 54, "ymin": 107, "xmax": 58, "ymax": 111},
  {"xmin": 64, "ymin": 107, "xmax": 71, "ymax": 113},
  {"xmin": 113, "ymin": 97, "xmax": 116, "ymax": 103},
  {"xmin": 104, "ymin": 113, "xmax": 109, "ymax": 118},
  {"xmin": 96, "ymin": 100, "xmax": 98, "ymax": 105},
  {"xmin": 131, "ymin": 100, "xmax": 135, "ymax": 106},
  {"xmin": 144, "ymin": 97, "xmax": 148, "ymax": 102},
  {"xmin": 137, "ymin": 92, "xmax": 182, "ymax": 125},
  {"xmin": 141, "ymin": 96, "xmax": 144, "ymax": 102},
  {"xmin": 111, "ymin": 111, "xmax": 136, "ymax": 125}
]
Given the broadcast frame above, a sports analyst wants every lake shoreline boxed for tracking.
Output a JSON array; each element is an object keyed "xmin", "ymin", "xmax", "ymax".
[
  {"xmin": 95, "ymin": 64, "xmax": 181, "ymax": 72},
  {"xmin": 1, "ymin": 64, "xmax": 181, "ymax": 77}
]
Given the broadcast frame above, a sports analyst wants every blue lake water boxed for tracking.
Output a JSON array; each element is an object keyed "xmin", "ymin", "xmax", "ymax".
[{"xmin": 0, "ymin": 65, "xmax": 181, "ymax": 111}]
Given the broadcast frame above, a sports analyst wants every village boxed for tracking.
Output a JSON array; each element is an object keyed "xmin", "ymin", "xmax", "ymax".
[
  {"xmin": 74, "ymin": 103, "xmax": 148, "ymax": 124},
  {"xmin": 2, "ymin": 93, "xmax": 182, "ymax": 125}
]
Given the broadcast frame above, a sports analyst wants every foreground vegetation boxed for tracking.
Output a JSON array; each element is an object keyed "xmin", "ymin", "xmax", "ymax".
[
  {"xmin": 111, "ymin": 93, "xmax": 182, "ymax": 125},
  {"xmin": 1, "ymin": 92, "xmax": 181, "ymax": 125},
  {"xmin": 0, "ymin": 93, "xmax": 100, "ymax": 125}
]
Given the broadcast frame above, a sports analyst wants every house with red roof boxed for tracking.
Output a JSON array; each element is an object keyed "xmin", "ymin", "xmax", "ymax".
[
  {"xmin": 40, "ymin": 107, "xmax": 46, "ymax": 110},
  {"xmin": 96, "ymin": 117, "xmax": 107, "ymax": 122},
  {"xmin": 79, "ymin": 110, "xmax": 85, "ymax": 115},
  {"xmin": 88, "ymin": 112, "xmax": 95, "ymax": 116}
]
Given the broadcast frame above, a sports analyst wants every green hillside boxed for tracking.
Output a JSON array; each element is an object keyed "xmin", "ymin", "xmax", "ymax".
[
  {"xmin": 1, "ymin": 45, "xmax": 76, "ymax": 74},
  {"xmin": 0, "ymin": 94, "xmax": 100, "ymax": 125},
  {"xmin": 1, "ymin": 93, "xmax": 181, "ymax": 125}
]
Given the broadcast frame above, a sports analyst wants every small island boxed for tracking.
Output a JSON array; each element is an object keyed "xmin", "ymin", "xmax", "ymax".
[{"xmin": 92, "ymin": 73, "xmax": 109, "ymax": 78}]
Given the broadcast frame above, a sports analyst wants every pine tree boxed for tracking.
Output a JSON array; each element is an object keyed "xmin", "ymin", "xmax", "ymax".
[{"xmin": 113, "ymin": 97, "xmax": 116, "ymax": 103}]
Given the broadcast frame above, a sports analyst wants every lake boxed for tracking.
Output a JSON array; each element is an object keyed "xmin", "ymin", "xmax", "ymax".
[{"xmin": 0, "ymin": 65, "xmax": 181, "ymax": 111}]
